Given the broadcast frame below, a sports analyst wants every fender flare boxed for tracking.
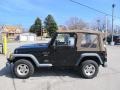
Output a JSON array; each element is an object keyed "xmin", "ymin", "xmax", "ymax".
[
  {"xmin": 76, "ymin": 53, "xmax": 103, "ymax": 66},
  {"xmin": 11, "ymin": 54, "xmax": 52, "ymax": 67}
]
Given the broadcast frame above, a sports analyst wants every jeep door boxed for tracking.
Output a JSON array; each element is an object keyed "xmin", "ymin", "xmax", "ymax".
[{"xmin": 53, "ymin": 33, "xmax": 77, "ymax": 66}]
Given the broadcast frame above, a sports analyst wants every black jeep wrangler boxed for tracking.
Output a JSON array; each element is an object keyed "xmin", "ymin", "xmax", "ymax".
[{"xmin": 7, "ymin": 30, "xmax": 107, "ymax": 79}]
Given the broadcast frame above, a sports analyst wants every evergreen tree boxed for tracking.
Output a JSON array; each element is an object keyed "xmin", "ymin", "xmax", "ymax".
[
  {"xmin": 29, "ymin": 17, "xmax": 42, "ymax": 36},
  {"xmin": 44, "ymin": 14, "xmax": 58, "ymax": 37}
]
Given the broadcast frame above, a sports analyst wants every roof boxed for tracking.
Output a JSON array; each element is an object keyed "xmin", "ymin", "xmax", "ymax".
[
  {"xmin": 1, "ymin": 25, "xmax": 22, "ymax": 33},
  {"xmin": 57, "ymin": 29, "xmax": 101, "ymax": 34}
]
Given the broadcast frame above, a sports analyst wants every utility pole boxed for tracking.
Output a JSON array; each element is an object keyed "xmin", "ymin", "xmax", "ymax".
[
  {"xmin": 105, "ymin": 15, "xmax": 108, "ymax": 45},
  {"xmin": 111, "ymin": 4, "xmax": 115, "ymax": 45},
  {"xmin": 97, "ymin": 20, "xmax": 100, "ymax": 31}
]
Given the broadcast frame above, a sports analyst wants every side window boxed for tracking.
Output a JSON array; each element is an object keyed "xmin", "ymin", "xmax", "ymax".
[
  {"xmin": 81, "ymin": 33, "xmax": 98, "ymax": 48},
  {"xmin": 55, "ymin": 33, "xmax": 75, "ymax": 46}
]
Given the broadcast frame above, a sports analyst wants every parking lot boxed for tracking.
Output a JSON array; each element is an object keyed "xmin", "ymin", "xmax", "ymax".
[{"xmin": 0, "ymin": 43, "xmax": 120, "ymax": 90}]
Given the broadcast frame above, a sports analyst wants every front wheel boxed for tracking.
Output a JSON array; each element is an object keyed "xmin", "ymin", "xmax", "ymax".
[
  {"xmin": 13, "ymin": 59, "xmax": 34, "ymax": 79},
  {"xmin": 79, "ymin": 60, "xmax": 99, "ymax": 79}
]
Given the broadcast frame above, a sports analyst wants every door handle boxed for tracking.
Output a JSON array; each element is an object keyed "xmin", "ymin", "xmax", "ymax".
[{"xmin": 42, "ymin": 52, "xmax": 50, "ymax": 56}]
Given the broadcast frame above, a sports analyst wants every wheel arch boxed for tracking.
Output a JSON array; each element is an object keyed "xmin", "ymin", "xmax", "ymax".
[
  {"xmin": 79, "ymin": 56, "xmax": 101, "ymax": 66},
  {"xmin": 13, "ymin": 57, "xmax": 36, "ymax": 67},
  {"xmin": 76, "ymin": 53, "xmax": 103, "ymax": 66},
  {"xmin": 12, "ymin": 54, "xmax": 40, "ymax": 67}
]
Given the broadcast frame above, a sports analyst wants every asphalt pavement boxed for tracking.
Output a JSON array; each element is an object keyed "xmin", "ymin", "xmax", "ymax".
[{"xmin": 0, "ymin": 45, "xmax": 120, "ymax": 90}]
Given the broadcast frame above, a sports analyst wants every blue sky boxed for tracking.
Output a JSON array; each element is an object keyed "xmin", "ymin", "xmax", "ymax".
[{"xmin": 0, "ymin": 0, "xmax": 120, "ymax": 29}]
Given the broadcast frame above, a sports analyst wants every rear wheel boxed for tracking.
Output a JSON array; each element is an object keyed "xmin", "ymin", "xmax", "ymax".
[
  {"xmin": 79, "ymin": 60, "xmax": 99, "ymax": 79},
  {"xmin": 13, "ymin": 59, "xmax": 34, "ymax": 79}
]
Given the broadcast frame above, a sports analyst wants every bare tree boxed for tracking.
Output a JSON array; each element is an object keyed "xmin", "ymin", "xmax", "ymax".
[
  {"xmin": 66, "ymin": 17, "xmax": 88, "ymax": 30},
  {"xmin": 58, "ymin": 25, "xmax": 67, "ymax": 30},
  {"xmin": 90, "ymin": 17, "xmax": 111, "ymax": 32}
]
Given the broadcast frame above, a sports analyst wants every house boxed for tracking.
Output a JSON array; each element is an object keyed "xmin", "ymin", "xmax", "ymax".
[{"xmin": 0, "ymin": 25, "xmax": 23, "ymax": 40}]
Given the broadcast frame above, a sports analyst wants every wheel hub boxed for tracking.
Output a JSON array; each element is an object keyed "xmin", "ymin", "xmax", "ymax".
[
  {"xmin": 84, "ymin": 64, "xmax": 96, "ymax": 76},
  {"xmin": 17, "ymin": 64, "xmax": 29, "ymax": 76}
]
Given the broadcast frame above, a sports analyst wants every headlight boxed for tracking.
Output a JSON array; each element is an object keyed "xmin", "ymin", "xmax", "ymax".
[{"xmin": 9, "ymin": 53, "xmax": 13, "ymax": 60}]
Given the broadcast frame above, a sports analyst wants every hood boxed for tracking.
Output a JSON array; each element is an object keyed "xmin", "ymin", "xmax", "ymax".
[{"xmin": 14, "ymin": 43, "xmax": 49, "ymax": 54}]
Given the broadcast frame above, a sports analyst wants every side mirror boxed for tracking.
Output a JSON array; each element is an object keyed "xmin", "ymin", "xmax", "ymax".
[
  {"xmin": 55, "ymin": 40, "xmax": 60, "ymax": 46},
  {"xmin": 53, "ymin": 40, "xmax": 59, "ymax": 49},
  {"xmin": 52, "ymin": 40, "xmax": 57, "ymax": 47},
  {"xmin": 55, "ymin": 40, "xmax": 57, "ymax": 46}
]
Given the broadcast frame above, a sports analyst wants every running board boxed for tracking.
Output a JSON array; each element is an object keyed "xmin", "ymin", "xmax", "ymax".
[{"xmin": 38, "ymin": 64, "xmax": 53, "ymax": 67}]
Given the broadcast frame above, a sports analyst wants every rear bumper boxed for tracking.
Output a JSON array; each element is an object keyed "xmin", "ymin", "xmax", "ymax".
[
  {"xmin": 102, "ymin": 55, "xmax": 107, "ymax": 67},
  {"xmin": 102, "ymin": 62, "xmax": 107, "ymax": 67}
]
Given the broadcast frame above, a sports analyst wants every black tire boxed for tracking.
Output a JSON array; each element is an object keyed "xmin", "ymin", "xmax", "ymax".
[
  {"xmin": 79, "ymin": 60, "xmax": 99, "ymax": 79},
  {"xmin": 13, "ymin": 59, "xmax": 34, "ymax": 79}
]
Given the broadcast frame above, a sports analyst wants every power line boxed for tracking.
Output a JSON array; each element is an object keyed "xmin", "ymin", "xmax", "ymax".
[
  {"xmin": 69, "ymin": 0, "xmax": 109, "ymax": 15},
  {"xmin": 69, "ymin": 0, "xmax": 120, "ymax": 19}
]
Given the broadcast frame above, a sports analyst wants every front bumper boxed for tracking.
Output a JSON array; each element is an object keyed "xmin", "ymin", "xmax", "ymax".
[
  {"xmin": 6, "ymin": 53, "xmax": 14, "ymax": 67},
  {"xmin": 6, "ymin": 59, "xmax": 12, "ymax": 67}
]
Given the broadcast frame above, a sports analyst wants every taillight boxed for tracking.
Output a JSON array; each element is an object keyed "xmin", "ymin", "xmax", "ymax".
[{"xmin": 103, "ymin": 44, "xmax": 107, "ymax": 57}]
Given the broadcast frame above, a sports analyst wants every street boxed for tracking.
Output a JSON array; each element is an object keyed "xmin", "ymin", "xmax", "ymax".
[{"xmin": 0, "ymin": 45, "xmax": 120, "ymax": 90}]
